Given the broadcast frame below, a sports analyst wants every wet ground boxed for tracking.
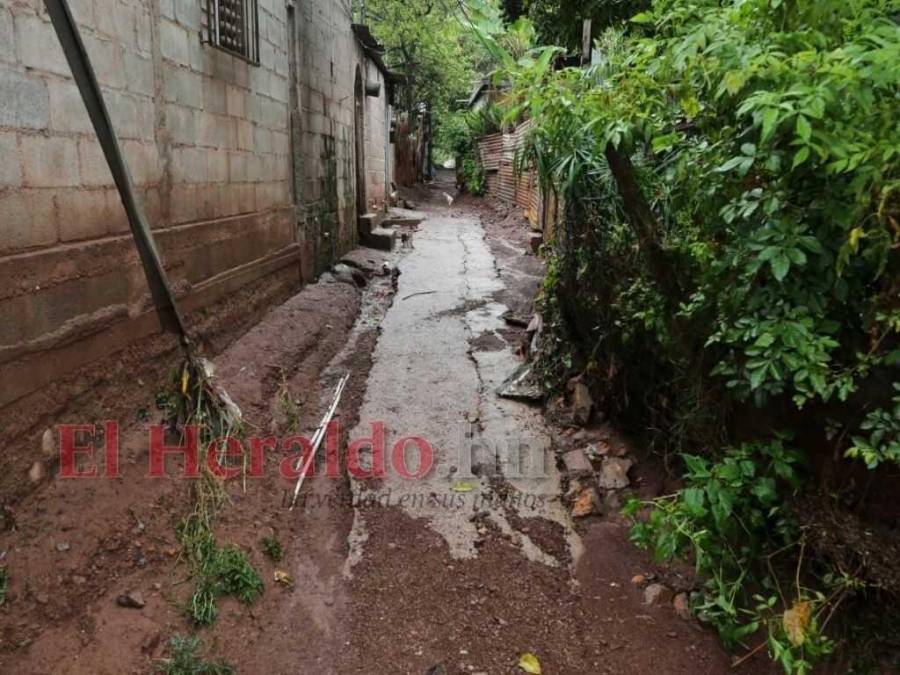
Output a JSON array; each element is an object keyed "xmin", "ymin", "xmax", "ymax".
[{"xmin": 0, "ymin": 176, "xmax": 775, "ymax": 674}]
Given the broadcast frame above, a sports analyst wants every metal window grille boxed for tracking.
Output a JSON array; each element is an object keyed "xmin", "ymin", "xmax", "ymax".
[{"xmin": 205, "ymin": 0, "xmax": 260, "ymax": 64}]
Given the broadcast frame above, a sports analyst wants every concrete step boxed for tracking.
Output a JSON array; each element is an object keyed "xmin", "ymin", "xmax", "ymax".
[
  {"xmin": 358, "ymin": 212, "xmax": 383, "ymax": 238},
  {"xmin": 362, "ymin": 226, "xmax": 397, "ymax": 251}
]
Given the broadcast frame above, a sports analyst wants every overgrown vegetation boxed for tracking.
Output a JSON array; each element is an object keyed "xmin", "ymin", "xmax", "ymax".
[
  {"xmin": 463, "ymin": 0, "xmax": 899, "ymax": 670},
  {"xmin": 156, "ymin": 635, "xmax": 235, "ymax": 675},
  {"xmin": 171, "ymin": 363, "xmax": 263, "ymax": 626}
]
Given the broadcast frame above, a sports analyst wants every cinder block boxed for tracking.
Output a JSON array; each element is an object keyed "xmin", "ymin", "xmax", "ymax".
[
  {"xmin": 0, "ymin": 9, "xmax": 15, "ymax": 65},
  {"xmin": 105, "ymin": 90, "xmax": 141, "ymax": 140},
  {"xmin": 171, "ymin": 146, "xmax": 207, "ymax": 184},
  {"xmin": 134, "ymin": 7, "xmax": 153, "ymax": 54},
  {"xmin": 166, "ymin": 104, "xmax": 197, "ymax": 144},
  {"xmin": 122, "ymin": 140, "xmax": 162, "ymax": 185},
  {"xmin": 164, "ymin": 66, "xmax": 203, "ymax": 108},
  {"xmin": 226, "ymin": 84, "xmax": 245, "ymax": 118},
  {"xmin": 174, "ymin": 0, "xmax": 201, "ymax": 30},
  {"xmin": 77, "ymin": 138, "xmax": 114, "ymax": 187},
  {"xmin": 236, "ymin": 119, "xmax": 253, "ymax": 151},
  {"xmin": 56, "ymin": 189, "xmax": 111, "ymax": 242},
  {"xmin": 206, "ymin": 149, "xmax": 228, "ymax": 183},
  {"xmin": 21, "ymin": 135, "xmax": 80, "ymax": 187},
  {"xmin": 124, "ymin": 51, "xmax": 154, "ymax": 97},
  {"xmin": 197, "ymin": 112, "xmax": 235, "ymax": 149},
  {"xmin": 47, "ymin": 79, "xmax": 94, "ymax": 134},
  {"xmin": 85, "ymin": 35, "xmax": 127, "ymax": 90},
  {"xmin": 228, "ymin": 151, "xmax": 247, "ymax": 182},
  {"xmin": 159, "ymin": 0, "xmax": 176, "ymax": 21},
  {"xmin": 0, "ymin": 190, "xmax": 57, "ymax": 253},
  {"xmin": 159, "ymin": 19, "xmax": 189, "ymax": 64},
  {"xmin": 15, "ymin": 13, "xmax": 69, "ymax": 76},
  {"xmin": 0, "ymin": 68, "xmax": 49, "ymax": 130},
  {"xmin": 203, "ymin": 77, "xmax": 227, "ymax": 115},
  {"xmin": 252, "ymin": 125, "xmax": 271, "ymax": 153},
  {"xmin": 0, "ymin": 132, "xmax": 22, "ymax": 188},
  {"xmin": 169, "ymin": 183, "xmax": 197, "ymax": 224},
  {"xmin": 68, "ymin": 0, "xmax": 96, "ymax": 28}
]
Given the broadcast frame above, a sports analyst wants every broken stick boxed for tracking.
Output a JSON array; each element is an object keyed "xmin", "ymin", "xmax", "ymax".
[{"xmin": 289, "ymin": 374, "xmax": 350, "ymax": 510}]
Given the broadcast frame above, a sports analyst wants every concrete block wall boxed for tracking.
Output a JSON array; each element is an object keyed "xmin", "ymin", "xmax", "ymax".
[
  {"xmin": 363, "ymin": 61, "xmax": 388, "ymax": 206},
  {"xmin": 295, "ymin": 0, "xmax": 391, "ymax": 273},
  {"xmin": 0, "ymin": 0, "xmax": 392, "ymax": 422}
]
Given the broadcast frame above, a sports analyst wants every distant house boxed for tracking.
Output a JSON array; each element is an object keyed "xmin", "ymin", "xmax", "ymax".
[{"xmin": 0, "ymin": 0, "xmax": 394, "ymax": 447}]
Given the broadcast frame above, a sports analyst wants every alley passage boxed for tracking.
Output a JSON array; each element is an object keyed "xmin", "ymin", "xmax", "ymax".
[{"xmin": 332, "ymin": 183, "xmax": 748, "ymax": 674}]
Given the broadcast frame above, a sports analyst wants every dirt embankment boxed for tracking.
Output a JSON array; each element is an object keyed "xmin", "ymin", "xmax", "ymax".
[{"xmin": 0, "ymin": 248, "xmax": 397, "ymax": 674}]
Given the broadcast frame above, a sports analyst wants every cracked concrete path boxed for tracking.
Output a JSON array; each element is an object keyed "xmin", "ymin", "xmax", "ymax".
[{"xmin": 346, "ymin": 204, "xmax": 577, "ymax": 568}]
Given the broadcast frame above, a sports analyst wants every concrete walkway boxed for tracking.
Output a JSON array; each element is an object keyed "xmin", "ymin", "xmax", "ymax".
[
  {"xmin": 334, "ymin": 188, "xmax": 749, "ymax": 674},
  {"xmin": 345, "ymin": 202, "xmax": 577, "ymax": 569}
]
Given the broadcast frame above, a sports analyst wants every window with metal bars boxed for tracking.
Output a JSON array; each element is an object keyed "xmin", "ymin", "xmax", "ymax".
[{"xmin": 205, "ymin": 0, "xmax": 260, "ymax": 64}]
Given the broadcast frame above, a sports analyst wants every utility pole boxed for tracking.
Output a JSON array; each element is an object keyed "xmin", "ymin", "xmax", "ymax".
[{"xmin": 581, "ymin": 19, "xmax": 593, "ymax": 65}]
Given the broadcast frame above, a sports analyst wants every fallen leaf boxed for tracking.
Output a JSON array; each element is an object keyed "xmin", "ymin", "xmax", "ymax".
[
  {"xmin": 274, "ymin": 570, "xmax": 294, "ymax": 587},
  {"xmin": 518, "ymin": 652, "xmax": 542, "ymax": 674},
  {"xmin": 783, "ymin": 600, "xmax": 811, "ymax": 647},
  {"xmin": 571, "ymin": 487, "xmax": 596, "ymax": 517},
  {"xmin": 451, "ymin": 481, "xmax": 476, "ymax": 493}
]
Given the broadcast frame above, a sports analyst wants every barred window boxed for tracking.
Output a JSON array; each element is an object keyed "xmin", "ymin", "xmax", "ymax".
[{"xmin": 205, "ymin": 0, "xmax": 260, "ymax": 64}]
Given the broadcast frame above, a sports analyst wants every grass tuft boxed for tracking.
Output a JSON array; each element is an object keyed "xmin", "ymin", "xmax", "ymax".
[
  {"xmin": 260, "ymin": 535, "xmax": 284, "ymax": 563},
  {"xmin": 156, "ymin": 634, "xmax": 234, "ymax": 675}
]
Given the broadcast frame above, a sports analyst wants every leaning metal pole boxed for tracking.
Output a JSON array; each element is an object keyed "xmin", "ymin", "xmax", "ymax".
[{"xmin": 43, "ymin": 0, "xmax": 192, "ymax": 350}]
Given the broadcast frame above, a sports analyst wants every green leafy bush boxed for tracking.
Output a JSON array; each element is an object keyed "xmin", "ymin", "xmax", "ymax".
[
  {"xmin": 625, "ymin": 441, "xmax": 844, "ymax": 673},
  {"xmin": 463, "ymin": 0, "xmax": 899, "ymax": 669},
  {"xmin": 462, "ymin": 158, "xmax": 487, "ymax": 195}
]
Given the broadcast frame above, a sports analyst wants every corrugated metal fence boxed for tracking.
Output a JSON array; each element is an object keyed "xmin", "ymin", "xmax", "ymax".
[{"xmin": 478, "ymin": 121, "xmax": 556, "ymax": 238}]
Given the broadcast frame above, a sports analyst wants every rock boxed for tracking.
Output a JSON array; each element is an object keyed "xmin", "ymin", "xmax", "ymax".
[
  {"xmin": 55, "ymin": 542, "xmax": 70, "ymax": 553},
  {"xmin": 644, "ymin": 583, "xmax": 673, "ymax": 606},
  {"xmin": 116, "ymin": 591, "xmax": 145, "ymax": 609},
  {"xmin": 36, "ymin": 593, "xmax": 50, "ymax": 605},
  {"xmin": 72, "ymin": 575, "xmax": 86, "ymax": 585},
  {"xmin": 673, "ymin": 592, "xmax": 691, "ymax": 620},
  {"xmin": 28, "ymin": 461, "xmax": 45, "ymax": 484},
  {"xmin": 561, "ymin": 449, "xmax": 592, "ymax": 475},
  {"xmin": 332, "ymin": 263, "xmax": 366, "ymax": 288},
  {"xmin": 571, "ymin": 486, "xmax": 599, "ymax": 517},
  {"xmin": 597, "ymin": 457, "xmax": 633, "ymax": 490},
  {"xmin": 572, "ymin": 382, "xmax": 593, "ymax": 426},
  {"xmin": 584, "ymin": 441, "xmax": 610, "ymax": 460}
]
